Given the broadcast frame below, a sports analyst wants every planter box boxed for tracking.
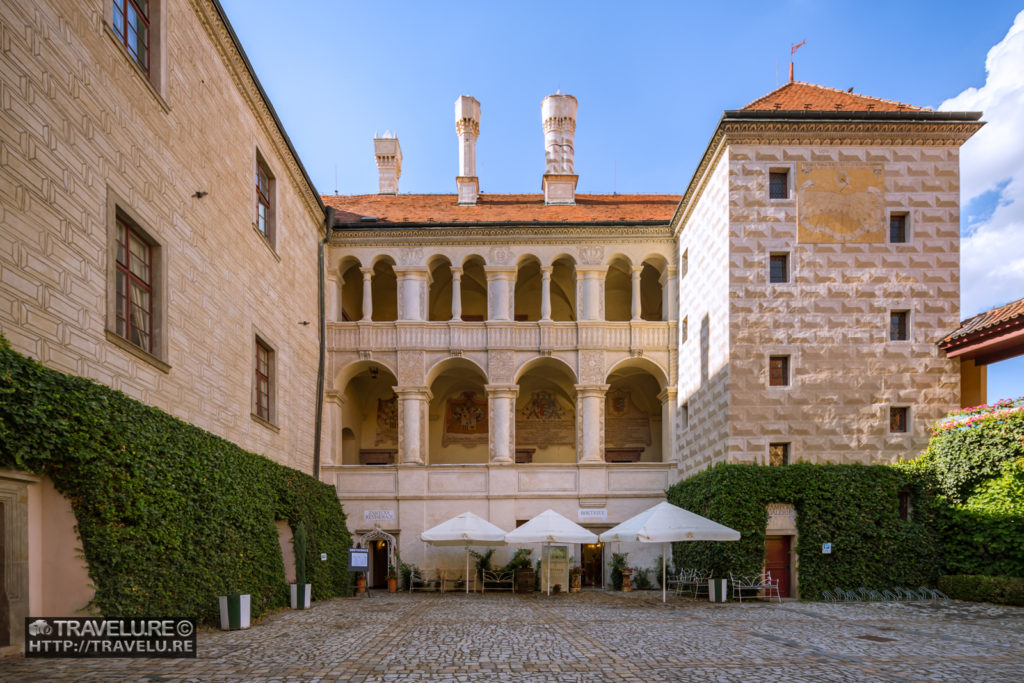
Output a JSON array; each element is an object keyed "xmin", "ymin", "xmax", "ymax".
[
  {"xmin": 219, "ymin": 593, "xmax": 251, "ymax": 630},
  {"xmin": 709, "ymin": 579, "xmax": 728, "ymax": 602},
  {"xmin": 290, "ymin": 583, "xmax": 312, "ymax": 609},
  {"xmin": 516, "ymin": 568, "xmax": 535, "ymax": 593}
]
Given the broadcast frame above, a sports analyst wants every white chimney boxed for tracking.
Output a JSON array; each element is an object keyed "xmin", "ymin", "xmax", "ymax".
[
  {"xmin": 455, "ymin": 96, "xmax": 481, "ymax": 205},
  {"xmin": 374, "ymin": 131, "xmax": 401, "ymax": 195},
  {"xmin": 541, "ymin": 91, "xmax": 578, "ymax": 205}
]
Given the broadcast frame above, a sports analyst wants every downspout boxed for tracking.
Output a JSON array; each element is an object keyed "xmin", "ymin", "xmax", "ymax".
[{"xmin": 313, "ymin": 206, "xmax": 334, "ymax": 479}]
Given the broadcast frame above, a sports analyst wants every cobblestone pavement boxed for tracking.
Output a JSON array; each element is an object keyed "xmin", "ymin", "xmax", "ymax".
[{"xmin": 2, "ymin": 591, "xmax": 1023, "ymax": 681}]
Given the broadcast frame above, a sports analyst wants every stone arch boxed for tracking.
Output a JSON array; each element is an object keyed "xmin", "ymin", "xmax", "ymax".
[
  {"xmin": 428, "ymin": 255, "xmax": 453, "ymax": 321},
  {"xmin": 550, "ymin": 254, "xmax": 576, "ymax": 321},
  {"xmin": 604, "ymin": 254, "xmax": 632, "ymax": 321},
  {"xmin": 335, "ymin": 361, "xmax": 398, "ymax": 465},
  {"xmin": 370, "ymin": 255, "xmax": 397, "ymax": 321},
  {"xmin": 338, "ymin": 256, "xmax": 363, "ymax": 321},
  {"xmin": 515, "ymin": 357, "xmax": 578, "ymax": 464},
  {"xmin": 460, "ymin": 254, "xmax": 487, "ymax": 321},
  {"xmin": 514, "ymin": 254, "xmax": 542, "ymax": 322},
  {"xmin": 604, "ymin": 360, "xmax": 666, "ymax": 463},
  {"xmin": 640, "ymin": 254, "xmax": 668, "ymax": 321},
  {"xmin": 428, "ymin": 357, "xmax": 489, "ymax": 465}
]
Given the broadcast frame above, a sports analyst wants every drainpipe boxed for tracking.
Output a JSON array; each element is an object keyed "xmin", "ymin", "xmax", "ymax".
[{"xmin": 313, "ymin": 206, "xmax": 334, "ymax": 479}]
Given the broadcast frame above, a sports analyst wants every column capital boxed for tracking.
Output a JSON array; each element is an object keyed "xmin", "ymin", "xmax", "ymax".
[
  {"xmin": 360, "ymin": 267, "xmax": 374, "ymax": 277},
  {"xmin": 394, "ymin": 386, "xmax": 432, "ymax": 400},
  {"xmin": 485, "ymin": 384, "xmax": 519, "ymax": 397},
  {"xmin": 575, "ymin": 265, "xmax": 607, "ymax": 278},
  {"xmin": 657, "ymin": 386, "xmax": 677, "ymax": 403},
  {"xmin": 393, "ymin": 266, "xmax": 430, "ymax": 280},
  {"xmin": 540, "ymin": 265, "xmax": 553, "ymax": 276},
  {"xmin": 483, "ymin": 265, "xmax": 517, "ymax": 279},
  {"xmin": 574, "ymin": 383, "xmax": 610, "ymax": 397},
  {"xmin": 450, "ymin": 266, "xmax": 463, "ymax": 277},
  {"xmin": 631, "ymin": 265, "xmax": 644, "ymax": 276}
]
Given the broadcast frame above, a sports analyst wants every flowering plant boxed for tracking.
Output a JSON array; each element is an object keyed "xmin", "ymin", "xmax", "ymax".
[
  {"xmin": 932, "ymin": 397, "xmax": 1024, "ymax": 434},
  {"xmin": 570, "ymin": 565, "xmax": 583, "ymax": 576}
]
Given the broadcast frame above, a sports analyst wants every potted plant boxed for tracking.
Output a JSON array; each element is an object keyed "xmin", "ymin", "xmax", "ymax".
[
  {"xmin": 508, "ymin": 548, "xmax": 534, "ymax": 593},
  {"xmin": 218, "ymin": 593, "xmax": 250, "ymax": 630},
  {"xmin": 387, "ymin": 567, "xmax": 398, "ymax": 593},
  {"xmin": 290, "ymin": 521, "xmax": 312, "ymax": 609},
  {"xmin": 552, "ymin": 583, "xmax": 562, "ymax": 594},
  {"xmin": 609, "ymin": 552, "xmax": 630, "ymax": 591},
  {"xmin": 569, "ymin": 565, "xmax": 583, "ymax": 593}
]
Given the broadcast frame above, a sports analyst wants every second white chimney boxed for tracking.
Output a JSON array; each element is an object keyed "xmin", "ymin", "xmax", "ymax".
[
  {"xmin": 542, "ymin": 91, "xmax": 578, "ymax": 205},
  {"xmin": 374, "ymin": 132, "xmax": 401, "ymax": 195},
  {"xmin": 455, "ymin": 96, "xmax": 481, "ymax": 205}
]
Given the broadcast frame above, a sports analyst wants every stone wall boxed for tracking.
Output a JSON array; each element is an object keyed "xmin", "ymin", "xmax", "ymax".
[
  {"xmin": 0, "ymin": 0, "xmax": 323, "ymax": 471},
  {"xmin": 725, "ymin": 144, "xmax": 961, "ymax": 464}
]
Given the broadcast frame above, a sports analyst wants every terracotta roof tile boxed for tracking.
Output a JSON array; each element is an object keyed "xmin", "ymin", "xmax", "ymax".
[
  {"xmin": 939, "ymin": 296, "xmax": 1024, "ymax": 347},
  {"xmin": 742, "ymin": 81, "xmax": 926, "ymax": 112},
  {"xmin": 324, "ymin": 193, "xmax": 681, "ymax": 225}
]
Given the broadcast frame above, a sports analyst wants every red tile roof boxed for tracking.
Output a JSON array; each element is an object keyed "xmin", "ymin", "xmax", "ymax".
[
  {"xmin": 939, "ymin": 296, "xmax": 1024, "ymax": 348},
  {"xmin": 742, "ymin": 81, "xmax": 926, "ymax": 112},
  {"xmin": 324, "ymin": 193, "xmax": 681, "ymax": 225}
]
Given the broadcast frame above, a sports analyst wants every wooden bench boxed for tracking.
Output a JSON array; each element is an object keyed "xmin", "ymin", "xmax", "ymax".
[
  {"xmin": 605, "ymin": 447, "xmax": 643, "ymax": 463},
  {"xmin": 359, "ymin": 449, "xmax": 396, "ymax": 465}
]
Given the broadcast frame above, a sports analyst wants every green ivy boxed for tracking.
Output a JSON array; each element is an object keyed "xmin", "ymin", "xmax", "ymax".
[
  {"xmin": 938, "ymin": 574, "xmax": 1024, "ymax": 606},
  {"xmin": 0, "ymin": 337, "xmax": 352, "ymax": 624},
  {"xmin": 666, "ymin": 463, "xmax": 943, "ymax": 600}
]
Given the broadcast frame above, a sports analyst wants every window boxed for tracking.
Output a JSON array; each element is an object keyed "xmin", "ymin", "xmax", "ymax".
[
  {"xmin": 115, "ymin": 215, "xmax": 153, "ymax": 352},
  {"xmin": 681, "ymin": 403, "xmax": 689, "ymax": 431},
  {"xmin": 112, "ymin": 0, "xmax": 150, "ymax": 73},
  {"xmin": 890, "ymin": 407, "xmax": 908, "ymax": 433},
  {"xmin": 255, "ymin": 339, "xmax": 274, "ymax": 423},
  {"xmin": 769, "ymin": 443, "xmax": 790, "ymax": 466},
  {"xmin": 769, "ymin": 170, "xmax": 789, "ymax": 199},
  {"xmin": 680, "ymin": 249, "xmax": 688, "ymax": 279},
  {"xmin": 898, "ymin": 490, "xmax": 912, "ymax": 521},
  {"xmin": 890, "ymin": 310, "xmax": 909, "ymax": 341},
  {"xmin": 769, "ymin": 355, "xmax": 790, "ymax": 387},
  {"xmin": 256, "ymin": 153, "xmax": 275, "ymax": 246},
  {"xmin": 769, "ymin": 253, "xmax": 789, "ymax": 284},
  {"xmin": 889, "ymin": 213, "xmax": 908, "ymax": 243}
]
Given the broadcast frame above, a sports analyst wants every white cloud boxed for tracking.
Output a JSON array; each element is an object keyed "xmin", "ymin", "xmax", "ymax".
[{"xmin": 939, "ymin": 10, "xmax": 1024, "ymax": 317}]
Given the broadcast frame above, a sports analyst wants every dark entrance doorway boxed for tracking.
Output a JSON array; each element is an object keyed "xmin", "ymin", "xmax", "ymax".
[
  {"xmin": 581, "ymin": 542, "xmax": 603, "ymax": 588},
  {"xmin": 764, "ymin": 535, "xmax": 791, "ymax": 598},
  {"xmin": 370, "ymin": 539, "xmax": 388, "ymax": 589}
]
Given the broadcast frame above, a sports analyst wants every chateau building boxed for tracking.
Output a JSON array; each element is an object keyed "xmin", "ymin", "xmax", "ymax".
[
  {"xmin": 0, "ymin": 0, "xmax": 325, "ymax": 647},
  {"xmin": 322, "ymin": 86, "xmax": 982, "ymax": 590}
]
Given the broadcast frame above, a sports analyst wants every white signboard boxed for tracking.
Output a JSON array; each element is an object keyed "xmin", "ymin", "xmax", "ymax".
[
  {"xmin": 320, "ymin": 552, "xmax": 327, "ymax": 562},
  {"xmin": 349, "ymin": 548, "xmax": 369, "ymax": 569},
  {"xmin": 364, "ymin": 509, "xmax": 395, "ymax": 524},
  {"xmin": 822, "ymin": 542, "xmax": 832, "ymax": 554},
  {"xmin": 578, "ymin": 508, "xmax": 608, "ymax": 523}
]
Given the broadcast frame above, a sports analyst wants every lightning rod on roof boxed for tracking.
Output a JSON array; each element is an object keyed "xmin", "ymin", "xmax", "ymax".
[{"xmin": 789, "ymin": 40, "xmax": 806, "ymax": 82}]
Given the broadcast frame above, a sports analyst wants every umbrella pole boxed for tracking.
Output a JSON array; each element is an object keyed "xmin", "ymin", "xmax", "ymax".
[
  {"xmin": 662, "ymin": 542, "xmax": 667, "ymax": 603},
  {"xmin": 465, "ymin": 546, "xmax": 470, "ymax": 595},
  {"xmin": 546, "ymin": 543, "xmax": 551, "ymax": 597}
]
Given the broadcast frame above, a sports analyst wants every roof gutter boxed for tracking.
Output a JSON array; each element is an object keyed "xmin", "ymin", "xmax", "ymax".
[
  {"xmin": 330, "ymin": 220, "xmax": 673, "ymax": 231},
  {"xmin": 722, "ymin": 109, "xmax": 983, "ymax": 122}
]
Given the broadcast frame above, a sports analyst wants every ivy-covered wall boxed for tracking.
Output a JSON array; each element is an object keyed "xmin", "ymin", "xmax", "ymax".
[
  {"xmin": 0, "ymin": 337, "xmax": 352, "ymax": 624},
  {"xmin": 666, "ymin": 463, "xmax": 942, "ymax": 600}
]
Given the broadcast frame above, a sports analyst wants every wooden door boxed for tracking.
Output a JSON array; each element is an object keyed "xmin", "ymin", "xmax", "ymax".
[
  {"xmin": 582, "ymin": 543, "xmax": 603, "ymax": 588},
  {"xmin": 764, "ymin": 535, "xmax": 791, "ymax": 598},
  {"xmin": 371, "ymin": 540, "xmax": 388, "ymax": 588}
]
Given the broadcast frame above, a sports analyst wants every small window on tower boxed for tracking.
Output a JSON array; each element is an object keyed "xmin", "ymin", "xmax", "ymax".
[
  {"xmin": 769, "ymin": 170, "xmax": 789, "ymax": 199},
  {"xmin": 890, "ymin": 213, "xmax": 908, "ymax": 243},
  {"xmin": 769, "ymin": 355, "xmax": 790, "ymax": 387},
  {"xmin": 890, "ymin": 310, "xmax": 909, "ymax": 341},
  {"xmin": 890, "ymin": 406, "xmax": 909, "ymax": 433},
  {"xmin": 769, "ymin": 442, "xmax": 790, "ymax": 466},
  {"xmin": 769, "ymin": 253, "xmax": 789, "ymax": 284}
]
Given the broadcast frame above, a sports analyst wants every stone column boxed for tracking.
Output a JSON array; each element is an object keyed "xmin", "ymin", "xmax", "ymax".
[
  {"xmin": 450, "ymin": 267, "xmax": 463, "ymax": 321},
  {"xmin": 394, "ymin": 266, "xmax": 429, "ymax": 321},
  {"xmin": 540, "ymin": 266, "xmax": 553, "ymax": 321},
  {"xmin": 486, "ymin": 384, "xmax": 518, "ymax": 463},
  {"xmin": 575, "ymin": 384, "xmax": 609, "ymax": 463},
  {"xmin": 662, "ymin": 265, "xmax": 678, "ymax": 322},
  {"xmin": 360, "ymin": 267, "xmax": 373, "ymax": 322},
  {"xmin": 395, "ymin": 386, "xmax": 431, "ymax": 464},
  {"xmin": 325, "ymin": 390, "xmax": 344, "ymax": 467},
  {"xmin": 484, "ymin": 266, "xmax": 516, "ymax": 321},
  {"xmin": 631, "ymin": 265, "xmax": 643, "ymax": 321},
  {"xmin": 576, "ymin": 266, "xmax": 605, "ymax": 321},
  {"xmin": 658, "ymin": 387, "xmax": 678, "ymax": 464}
]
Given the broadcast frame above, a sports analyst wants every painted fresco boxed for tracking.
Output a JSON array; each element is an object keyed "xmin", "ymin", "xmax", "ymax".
[
  {"xmin": 516, "ymin": 390, "xmax": 575, "ymax": 446},
  {"xmin": 442, "ymin": 391, "xmax": 488, "ymax": 446},
  {"xmin": 375, "ymin": 395, "xmax": 398, "ymax": 445},
  {"xmin": 605, "ymin": 389, "xmax": 651, "ymax": 447}
]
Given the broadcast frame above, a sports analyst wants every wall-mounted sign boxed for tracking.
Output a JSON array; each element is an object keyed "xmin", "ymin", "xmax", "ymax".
[
  {"xmin": 349, "ymin": 548, "xmax": 369, "ymax": 570},
  {"xmin": 822, "ymin": 543, "xmax": 832, "ymax": 554},
  {"xmin": 364, "ymin": 509, "xmax": 395, "ymax": 524},
  {"xmin": 320, "ymin": 552, "xmax": 328, "ymax": 562},
  {"xmin": 578, "ymin": 509, "xmax": 607, "ymax": 522}
]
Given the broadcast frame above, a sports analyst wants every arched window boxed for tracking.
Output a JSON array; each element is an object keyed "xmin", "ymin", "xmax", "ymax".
[
  {"xmin": 339, "ymin": 259, "xmax": 363, "ymax": 321},
  {"xmin": 460, "ymin": 256, "xmax": 487, "ymax": 321},
  {"xmin": 604, "ymin": 256, "xmax": 631, "ymax": 321},
  {"xmin": 514, "ymin": 257, "xmax": 542, "ymax": 321},
  {"xmin": 371, "ymin": 257, "xmax": 397, "ymax": 321},
  {"xmin": 550, "ymin": 256, "xmax": 576, "ymax": 321},
  {"xmin": 428, "ymin": 256, "xmax": 453, "ymax": 321}
]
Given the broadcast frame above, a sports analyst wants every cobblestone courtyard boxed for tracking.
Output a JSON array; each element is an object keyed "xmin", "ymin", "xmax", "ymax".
[{"xmin": 2, "ymin": 592, "xmax": 1023, "ymax": 681}]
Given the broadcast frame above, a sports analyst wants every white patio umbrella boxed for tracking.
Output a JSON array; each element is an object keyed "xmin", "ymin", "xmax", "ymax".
[
  {"xmin": 420, "ymin": 512, "xmax": 507, "ymax": 594},
  {"xmin": 599, "ymin": 501, "xmax": 740, "ymax": 602},
  {"xmin": 504, "ymin": 509, "xmax": 598, "ymax": 595}
]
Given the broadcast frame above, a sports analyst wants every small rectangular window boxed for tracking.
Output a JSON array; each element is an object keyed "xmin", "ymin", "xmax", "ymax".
[
  {"xmin": 769, "ymin": 171, "xmax": 789, "ymax": 199},
  {"xmin": 681, "ymin": 403, "xmax": 689, "ymax": 431},
  {"xmin": 890, "ymin": 311, "xmax": 909, "ymax": 341},
  {"xmin": 769, "ymin": 442, "xmax": 790, "ymax": 466},
  {"xmin": 898, "ymin": 490, "xmax": 912, "ymax": 520},
  {"xmin": 769, "ymin": 355, "xmax": 790, "ymax": 387},
  {"xmin": 769, "ymin": 253, "xmax": 789, "ymax": 284},
  {"xmin": 115, "ymin": 216, "xmax": 153, "ymax": 352},
  {"xmin": 889, "ymin": 213, "xmax": 908, "ymax": 243},
  {"xmin": 255, "ymin": 339, "xmax": 272, "ymax": 422},
  {"xmin": 680, "ymin": 249, "xmax": 688, "ymax": 279},
  {"xmin": 256, "ymin": 158, "xmax": 272, "ymax": 238},
  {"xmin": 112, "ymin": 0, "xmax": 150, "ymax": 74},
  {"xmin": 890, "ymin": 406, "xmax": 908, "ymax": 433}
]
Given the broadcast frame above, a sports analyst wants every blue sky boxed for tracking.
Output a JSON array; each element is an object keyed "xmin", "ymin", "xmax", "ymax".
[{"xmin": 220, "ymin": 0, "xmax": 1024, "ymax": 404}]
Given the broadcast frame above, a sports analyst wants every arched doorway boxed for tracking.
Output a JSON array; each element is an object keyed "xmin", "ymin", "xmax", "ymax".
[
  {"xmin": 357, "ymin": 527, "xmax": 397, "ymax": 589},
  {"xmin": 338, "ymin": 362, "xmax": 398, "ymax": 465}
]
